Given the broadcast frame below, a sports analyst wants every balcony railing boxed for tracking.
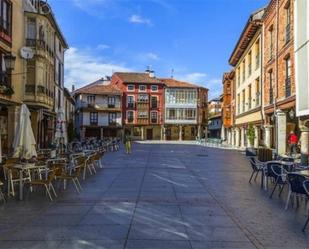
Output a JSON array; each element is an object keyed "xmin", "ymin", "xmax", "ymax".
[
  {"xmin": 285, "ymin": 77, "xmax": 291, "ymax": 97},
  {"xmin": 151, "ymin": 118, "xmax": 158, "ymax": 124},
  {"xmin": 108, "ymin": 104, "xmax": 115, "ymax": 108},
  {"xmin": 25, "ymin": 84, "xmax": 35, "ymax": 94},
  {"xmin": 286, "ymin": 24, "xmax": 291, "ymax": 44},
  {"xmin": 127, "ymin": 103, "xmax": 135, "ymax": 109},
  {"xmin": 26, "ymin": 39, "xmax": 46, "ymax": 49},
  {"xmin": 269, "ymin": 89, "xmax": 274, "ymax": 104},
  {"xmin": 0, "ymin": 18, "xmax": 11, "ymax": 37}
]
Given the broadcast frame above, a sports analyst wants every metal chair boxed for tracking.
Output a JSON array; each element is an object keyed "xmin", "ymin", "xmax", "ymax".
[
  {"xmin": 302, "ymin": 180, "xmax": 309, "ymax": 232},
  {"xmin": 269, "ymin": 164, "xmax": 288, "ymax": 198},
  {"xmin": 248, "ymin": 157, "xmax": 264, "ymax": 183},
  {"xmin": 285, "ymin": 173, "xmax": 307, "ymax": 210},
  {"xmin": 0, "ymin": 180, "xmax": 5, "ymax": 203}
]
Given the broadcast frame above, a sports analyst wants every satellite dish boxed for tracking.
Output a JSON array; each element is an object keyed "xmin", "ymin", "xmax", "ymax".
[{"xmin": 20, "ymin": 47, "xmax": 34, "ymax": 59}]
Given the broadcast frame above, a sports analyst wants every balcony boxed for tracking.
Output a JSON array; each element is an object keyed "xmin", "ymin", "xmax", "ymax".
[
  {"xmin": 137, "ymin": 119, "xmax": 149, "ymax": 125},
  {"xmin": 24, "ymin": 84, "xmax": 53, "ymax": 108},
  {"xmin": 108, "ymin": 104, "xmax": 115, "ymax": 108},
  {"xmin": 26, "ymin": 39, "xmax": 54, "ymax": 57},
  {"xmin": 269, "ymin": 90, "xmax": 274, "ymax": 104},
  {"xmin": 285, "ymin": 77, "xmax": 291, "ymax": 97}
]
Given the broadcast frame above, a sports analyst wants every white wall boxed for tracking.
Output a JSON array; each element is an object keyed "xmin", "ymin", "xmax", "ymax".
[
  {"xmin": 82, "ymin": 112, "xmax": 122, "ymax": 127},
  {"xmin": 295, "ymin": 0, "xmax": 309, "ymax": 116}
]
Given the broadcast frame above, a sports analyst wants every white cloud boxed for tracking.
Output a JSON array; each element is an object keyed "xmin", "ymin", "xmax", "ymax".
[
  {"xmin": 146, "ymin": 52, "xmax": 159, "ymax": 60},
  {"xmin": 129, "ymin": 15, "xmax": 152, "ymax": 26},
  {"xmin": 64, "ymin": 47, "xmax": 131, "ymax": 89},
  {"xmin": 96, "ymin": 44, "xmax": 110, "ymax": 50},
  {"xmin": 177, "ymin": 72, "xmax": 207, "ymax": 83}
]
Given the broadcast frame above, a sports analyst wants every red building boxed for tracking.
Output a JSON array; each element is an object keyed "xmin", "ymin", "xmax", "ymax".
[{"xmin": 111, "ymin": 71, "xmax": 165, "ymax": 140}]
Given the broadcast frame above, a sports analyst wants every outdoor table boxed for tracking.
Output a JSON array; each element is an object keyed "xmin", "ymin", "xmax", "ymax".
[
  {"xmin": 13, "ymin": 163, "xmax": 45, "ymax": 201},
  {"xmin": 295, "ymin": 170, "xmax": 309, "ymax": 178}
]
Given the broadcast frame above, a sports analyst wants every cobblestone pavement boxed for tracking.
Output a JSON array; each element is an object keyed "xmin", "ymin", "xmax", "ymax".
[{"xmin": 0, "ymin": 143, "xmax": 309, "ymax": 248}]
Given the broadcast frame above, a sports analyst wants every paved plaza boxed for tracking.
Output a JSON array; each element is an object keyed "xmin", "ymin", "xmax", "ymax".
[{"xmin": 1, "ymin": 143, "xmax": 309, "ymax": 249}]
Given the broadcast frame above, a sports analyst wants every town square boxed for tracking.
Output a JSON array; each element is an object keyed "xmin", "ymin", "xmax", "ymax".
[{"xmin": 0, "ymin": 0, "xmax": 309, "ymax": 248}]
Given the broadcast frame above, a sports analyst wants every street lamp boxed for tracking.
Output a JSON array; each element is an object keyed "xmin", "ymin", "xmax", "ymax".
[{"xmin": 3, "ymin": 54, "xmax": 16, "ymax": 71}]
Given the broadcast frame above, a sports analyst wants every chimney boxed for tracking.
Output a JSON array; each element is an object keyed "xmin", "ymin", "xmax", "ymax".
[{"xmin": 72, "ymin": 84, "xmax": 75, "ymax": 92}]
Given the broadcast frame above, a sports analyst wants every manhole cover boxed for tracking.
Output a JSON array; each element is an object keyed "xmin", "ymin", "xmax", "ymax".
[{"xmin": 196, "ymin": 154, "xmax": 208, "ymax": 157}]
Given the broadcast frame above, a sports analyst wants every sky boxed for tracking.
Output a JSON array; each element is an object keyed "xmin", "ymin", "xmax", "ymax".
[{"xmin": 48, "ymin": 0, "xmax": 269, "ymax": 99}]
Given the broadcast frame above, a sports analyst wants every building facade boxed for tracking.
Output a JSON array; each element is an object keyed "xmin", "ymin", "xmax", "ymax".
[
  {"xmin": 229, "ymin": 8, "xmax": 264, "ymax": 148},
  {"xmin": 64, "ymin": 87, "xmax": 75, "ymax": 142},
  {"xmin": 263, "ymin": 0, "xmax": 296, "ymax": 155},
  {"xmin": 221, "ymin": 70, "xmax": 235, "ymax": 144},
  {"xmin": 111, "ymin": 71, "xmax": 164, "ymax": 140},
  {"xmin": 23, "ymin": 0, "xmax": 68, "ymax": 148},
  {"xmin": 161, "ymin": 78, "xmax": 208, "ymax": 141},
  {"xmin": 0, "ymin": 0, "xmax": 24, "ymax": 153},
  {"xmin": 294, "ymin": 0, "xmax": 309, "ymax": 164},
  {"xmin": 74, "ymin": 79, "xmax": 122, "ymax": 139}
]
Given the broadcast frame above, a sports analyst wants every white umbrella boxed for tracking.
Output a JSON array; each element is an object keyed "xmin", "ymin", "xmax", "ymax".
[
  {"xmin": 55, "ymin": 108, "xmax": 67, "ymax": 146},
  {"xmin": 13, "ymin": 104, "xmax": 37, "ymax": 159}
]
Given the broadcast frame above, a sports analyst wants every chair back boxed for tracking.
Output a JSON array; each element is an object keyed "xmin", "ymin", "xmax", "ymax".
[
  {"xmin": 303, "ymin": 180, "xmax": 309, "ymax": 198},
  {"xmin": 287, "ymin": 173, "xmax": 307, "ymax": 194},
  {"xmin": 271, "ymin": 164, "xmax": 287, "ymax": 183},
  {"xmin": 249, "ymin": 157, "xmax": 258, "ymax": 171},
  {"xmin": 266, "ymin": 162, "xmax": 281, "ymax": 178}
]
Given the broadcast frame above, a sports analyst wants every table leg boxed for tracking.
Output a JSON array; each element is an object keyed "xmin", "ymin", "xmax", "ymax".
[{"xmin": 19, "ymin": 170, "xmax": 23, "ymax": 201}]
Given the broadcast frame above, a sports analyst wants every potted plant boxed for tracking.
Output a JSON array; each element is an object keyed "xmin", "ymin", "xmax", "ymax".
[{"xmin": 246, "ymin": 123, "xmax": 257, "ymax": 156}]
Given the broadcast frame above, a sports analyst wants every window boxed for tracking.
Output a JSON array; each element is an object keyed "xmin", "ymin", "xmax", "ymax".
[
  {"xmin": 237, "ymin": 94, "xmax": 240, "ymax": 114},
  {"xmin": 109, "ymin": 113, "xmax": 117, "ymax": 124},
  {"xmin": 108, "ymin": 96, "xmax": 116, "ymax": 108},
  {"xmin": 237, "ymin": 68, "xmax": 240, "ymax": 86},
  {"xmin": 285, "ymin": 3, "xmax": 291, "ymax": 43},
  {"xmin": 242, "ymin": 90, "xmax": 245, "ymax": 112},
  {"xmin": 285, "ymin": 56, "xmax": 291, "ymax": 97},
  {"xmin": 255, "ymin": 78, "xmax": 260, "ymax": 107},
  {"xmin": 138, "ymin": 94, "xmax": 149, "ymax": 102},
  {"xmin": 242, "ymin": 60, "xmax": 246, "ymax": 82},
  {"xmin": 27, "ymin": 18, "xmax": 36, "ymax": 40},
  {"xmin": 248, "ymin": 84, "xmax": 252, "ymax": 109},
  {"xmin": 151, "ymin": 85, "xmax": 158, "ymax": 92},
  {"xmin": 169, "ymin": 109, "xmax": 176, "ymax": 119},
  {"xmin": 127, "ymin": 111, "xmax": 134, "ymax": 123},
  {"xmin": 127, "ymin": 85, "xmax": 134, "ymax": 91},
  {"xmin": 269, "ymin": 26, "xmax": 274, "ymax": 60},
  {"xmin": 90, "ymin": 112, "xmax": 98, "ymax": 125},
  {"xmin": 269, "ymin": 71, "xmax": 274, "ymax": 104},
  {"xmin": 0, "ymin": 0, "xmax": 12, "ymax": 36},
  {"xmin": 255, "ymin": 40, "xmax": 260, "ymax": 69},
  {"xmin": 138, "ymin": 111, "xmax": 148, "ymax": 118},
  {"xmin": 127, "ymin": 95, "xmax": 134, "ymax": 108},
  {"xmin": 87, "ymin": 95, "xmax": 95, "ymax": 104},
  {"xmin": 151, "ymin": 111, "xmax": 158, "ymax": 123},
  {"xmin": 151, "ymin": 96, "xmax": 158, "ymax": 108},
  {"xmin": 248, "ymin": 51, "xmax": 252, "ymax": 76},
  {"xmin": 139, "ymin": 85, "xmax": 146, "ymax": 92},
  {"xmin": 58, "ymin": 89, "xmax": 61, "ymax": 109},
  {"xmin": 186, "ymin": 109, "xmax": 196, "ymax": 120}
]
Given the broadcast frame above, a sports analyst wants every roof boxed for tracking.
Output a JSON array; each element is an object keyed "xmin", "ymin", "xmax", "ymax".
[
  {"xmin": 74, "ymin": 81, "xmax": 121, "ymax": 95},
  {"xmin": 160, "ymin": 78, "xmax": 207, "ymax": 89},
  {"xmin": 228, "ymin": 7, "xmax": 265, "ymax": 66},
  {"xmin": 114, "ymin": 72, "xmax": 162, "ymax": 84}
]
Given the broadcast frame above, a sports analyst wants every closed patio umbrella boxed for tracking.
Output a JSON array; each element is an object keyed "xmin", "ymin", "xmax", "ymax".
[
  {"xmin": 55, "ymin": 108, "xmax": 67, "ymax": 147},
  {"xmin": 13, "ymin": 104, "xmax": 37, "ymax": 159}
]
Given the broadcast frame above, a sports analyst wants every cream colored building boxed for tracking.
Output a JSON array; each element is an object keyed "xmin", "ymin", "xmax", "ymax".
[
  {"xmin": 229, "ymin": 8, "xmax": 264, "ymax": 148},
  {"xmin": 22, "ymin": 0, "xmax": 68, "ymax": 148}
]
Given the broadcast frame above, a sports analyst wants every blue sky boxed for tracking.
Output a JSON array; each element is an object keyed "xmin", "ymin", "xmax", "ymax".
[{"xmin": 49, "ymin": 0, "xmax": 269, "ymax": 99}]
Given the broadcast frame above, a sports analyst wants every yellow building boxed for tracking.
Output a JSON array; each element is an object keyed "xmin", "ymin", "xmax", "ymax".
[
  {"xmin": 22, "ymin": 0, "xmax": 68, "ymax": 148},
  {"xmin": 229, "ymin": 8, "xmax": 264, "ymax": 148},
  {"xmin": 0, "ymin": 0, "xmax": 25, "ymax": 153}
]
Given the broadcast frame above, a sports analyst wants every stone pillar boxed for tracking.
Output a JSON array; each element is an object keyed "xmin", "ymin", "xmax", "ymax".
[
  {"xmin": 141, "ymin": 127, "xmax": 145, "ymax": 140},
  {"xmin": 241, "ymin": 127, "xmax": 245, "ymax": 148},
  {"xmin": 197, "ymin": 125, "xmax": 201, "ymax": 140},
  {"xmin": 221, "ymin": 126, "xmax": 226, "ymax": 141},
  {"xmin": 264, "ymin": 125, "xmax": 272, "ymax": 148},
  {"xmin": 276, "ymin": 110, "xmax": 287, "ymax": 155},
  {"xmin": 179, "ymin": 125, "xmax": 182, "ymax": 141},
  {"xmin": 100, "ymin": 127, "xmax": 104, "ymax": 140},
  {"xmin": 299, "ymin": 122, "xmax": 309, "ymax": 165},
  {"xmin": 228, "ymin": 130, "xmax": 232, "ymax": 144},
  {"xmin": 235, "ymin": 128, "xmax": 240, "ymax": 147},
  {"xmin": 81, "ymin": 127, "xmax": 86, "ymax": 140},
  {"xmin": 161, "ymin": 125, "xmax": 165, "ymax": 140},
  {"xmin": 7, "ymin": 105, "xmax": 20, "ymax": 152},
  {"xmin": 254, "ymin": 126, "xmax": 260, "ymax": 148},
  {"xmin": 204, "ymin": 126, "xmax": 208, "ymax": 140}
]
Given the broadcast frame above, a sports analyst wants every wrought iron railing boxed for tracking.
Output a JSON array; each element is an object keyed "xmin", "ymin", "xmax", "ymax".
[{"xmin": 286, "ymin": 24, "xmax": 291, "ymax": 44}]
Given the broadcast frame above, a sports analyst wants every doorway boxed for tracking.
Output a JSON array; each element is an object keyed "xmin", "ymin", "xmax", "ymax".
[{"xmin": 146, "ymin": 129, "xmax": 153, "ymax": 140}]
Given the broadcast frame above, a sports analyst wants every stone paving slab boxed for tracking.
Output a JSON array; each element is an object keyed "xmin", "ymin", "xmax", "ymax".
[{"xmin": 0, "ymin": 143, "xmax": 309, "ymax": 248}]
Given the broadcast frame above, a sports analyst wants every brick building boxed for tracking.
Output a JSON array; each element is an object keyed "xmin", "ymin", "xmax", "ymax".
[
  {"xmin": 111, "ymin": 71, "xmax": 164, "ymax": 140},
  {"xmin": 221, "ymin": 70, "xmax": 235, "ymax": 144},
  {"xmin": 263, "ymin": 0, "xmax": 296, "ymax": 154}
]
